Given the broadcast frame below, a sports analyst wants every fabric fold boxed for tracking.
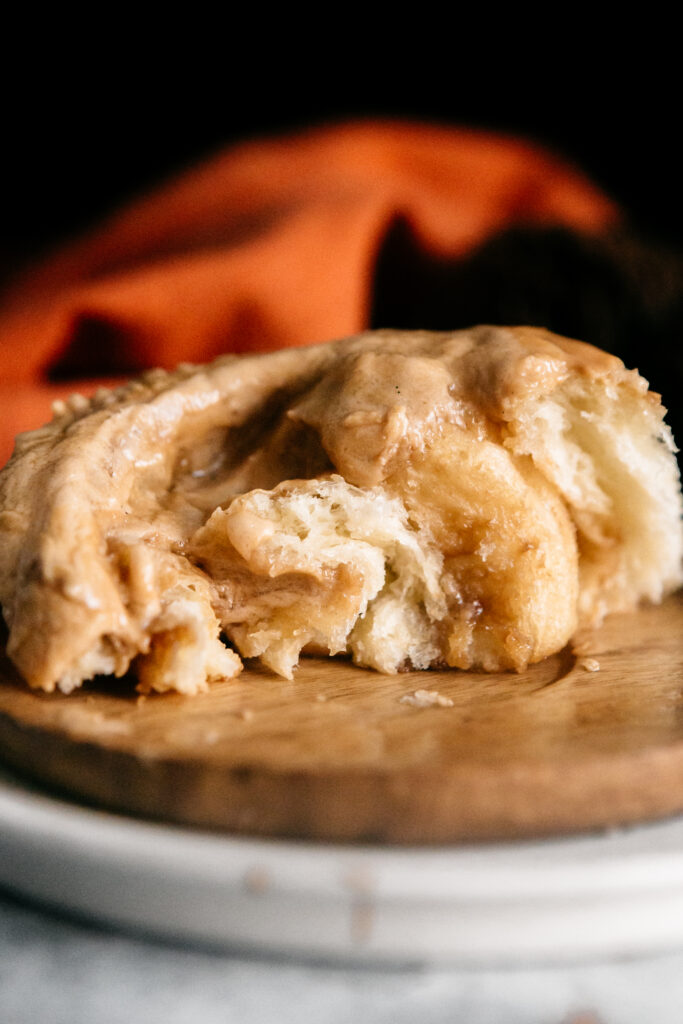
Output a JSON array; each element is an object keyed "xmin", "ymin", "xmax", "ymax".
[{"xmin": 0, "ymin": 120, "xmax": 619, "ymax": 465}]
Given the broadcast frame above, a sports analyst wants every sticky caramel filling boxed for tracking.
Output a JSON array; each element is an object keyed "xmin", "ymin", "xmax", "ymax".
[{"xmin": 186, "ymin": 418, "xmax": 579, "ymax": 677}]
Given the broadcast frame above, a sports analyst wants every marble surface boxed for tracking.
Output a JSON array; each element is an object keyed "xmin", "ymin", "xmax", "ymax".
[{"xmin": 3, "ymin": 889, "xmax": 683, "ymax": 1024}]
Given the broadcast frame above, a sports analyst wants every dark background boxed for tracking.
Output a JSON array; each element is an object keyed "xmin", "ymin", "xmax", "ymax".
[
  {"xmin": 2, "ymin": 46, "xmax": 680, "ymax": 262},
  {"xmin": 2, "ymin": 41, "xmax": 681, "ymax": 452}
]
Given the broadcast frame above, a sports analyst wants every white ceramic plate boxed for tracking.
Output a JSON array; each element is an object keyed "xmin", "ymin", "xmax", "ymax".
[{"xmin": 3, "ymin": 763, "xmax": 683, "ymax": 965}]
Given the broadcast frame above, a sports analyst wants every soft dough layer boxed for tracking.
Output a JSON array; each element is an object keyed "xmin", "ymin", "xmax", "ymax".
[{"xmin": 0, "ymin": 326, "xmax": 680, "ymax": 694}]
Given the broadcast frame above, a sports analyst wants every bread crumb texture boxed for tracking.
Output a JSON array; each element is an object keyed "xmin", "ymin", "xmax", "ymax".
[
  {"xmin": 400, "ymin": 689, "xmax": 455, "ymax": 708},
  {"xmin": 0, "ymin": 326, "xmax": 680, "ymax": 694}
]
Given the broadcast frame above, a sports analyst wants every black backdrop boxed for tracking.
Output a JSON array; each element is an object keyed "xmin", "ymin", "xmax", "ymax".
[
  {"xmin": 1, "ymin": 34, "xmax": 680, "ymax": 458},
  {"xmin": 2, "ymin": 40, "xmax": 680, "ymax": 428},
  {"xmin": 3, "ymin": 44, "xmax": 680, "ymax": 262}
]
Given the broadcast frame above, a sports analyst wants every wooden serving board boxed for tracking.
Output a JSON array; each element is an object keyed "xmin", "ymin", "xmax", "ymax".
[{"xmin": 0, "ymin": 592, "xmax": 682, "ymax": 844}]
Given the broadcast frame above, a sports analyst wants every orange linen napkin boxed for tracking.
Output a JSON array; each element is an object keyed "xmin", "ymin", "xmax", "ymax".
[{"xmin": 0, "ymin": 120, "xmax": 618, "ymax": 466}]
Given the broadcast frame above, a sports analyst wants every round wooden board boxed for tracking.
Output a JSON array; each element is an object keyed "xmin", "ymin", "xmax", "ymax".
[{"xmin": 0, "ymin": 593, "xmax": 682, "ymax": 844}]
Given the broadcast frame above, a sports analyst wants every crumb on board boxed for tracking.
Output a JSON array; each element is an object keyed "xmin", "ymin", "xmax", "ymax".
[
  {"xmin": 400, "ymin": 689, "xmax": 454, "ymax": 709},
  {"xmin": 579, "ymin": 657, "xmax": 601, "ymax": 673},
  {"xmin": 237, "ymin": 708, "xmax": 254, "ymax": 721},
  {"xmin": 315, "ymin": 693, "xmax": 328, "ymax": 702},
  {"xmin": 55, "ymin": 708, "xmax": 132, "ymax": 735}
]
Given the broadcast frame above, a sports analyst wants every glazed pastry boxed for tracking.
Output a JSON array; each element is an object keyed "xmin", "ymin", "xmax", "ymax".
[{"xmin": 0, "ymin": 326, "xmax": 680, "ymax": 694}]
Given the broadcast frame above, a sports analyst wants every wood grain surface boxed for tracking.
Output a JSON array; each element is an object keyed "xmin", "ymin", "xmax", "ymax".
[{"xmin": 0, "ymin": 592, "xmax": 682, "ymax": 843}]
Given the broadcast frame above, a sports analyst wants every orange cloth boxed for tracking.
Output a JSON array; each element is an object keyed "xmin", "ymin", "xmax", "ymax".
[{"xmin": 0, "ymin": 120, "xmax": 618, "ymax": 465}]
